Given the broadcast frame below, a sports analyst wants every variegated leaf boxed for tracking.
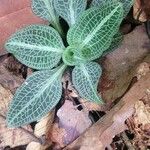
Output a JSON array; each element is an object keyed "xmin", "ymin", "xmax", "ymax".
[
  {"xmin": 67, "ymin": 2, "xmax": 123, "ymax": 61},
  {"xmin": 72, "ymin": 62, "xmax": 103, "ymax": 103},
  {"xmin": 91, "ymin": 0, "xmax": 134, "ymax": 18},
  {"xmin": 5, "ymin": 25, "xmax": 64, "ymax": 70},
  {"xmin": 102, "ymin": 31, "xmax": 123, "ymax": 56},
  {"xmin": 54, "ymin": 0, "xmax": 87, "ymax": 26},
  {"xmin": 31, "ymin": 0, "xmax": 63, "ymax": 34},
  {"xmin": 7, "ymin": 65, "xmax": 66, "ymax": 127}
]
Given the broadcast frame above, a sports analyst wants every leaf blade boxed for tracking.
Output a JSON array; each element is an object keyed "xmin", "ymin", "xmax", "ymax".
[
  {"xmin": 31, "ymin": 0, "xmax": 64, "ymax": 35},
  {"xmin": 5, "ymin": 25, "xmax": 64, "ymax": 70},
  {"xmin": 102, "ymin": 31, "xmax": 123, "ymax": 56},
  {"xmin": 7, "ymin": 65, "xmax": 66, "ymax": 127},
  {"xmin": 91, "ymin": 0, "xmax": 134, "ymax": 18},
  {"xmin": 67, "ymin": 2, "xmax": 123, "ymax": 61},
  {"xmin": 72, "ymin": 62, "xmax": 103, "ymax": 103},
  {"xmin": 32, "ymin": 0, "xmax": 58, "ymax": 23},
  {"xmin": 54, "ymin": 0, "xmax": 87, "ymax": 26}
]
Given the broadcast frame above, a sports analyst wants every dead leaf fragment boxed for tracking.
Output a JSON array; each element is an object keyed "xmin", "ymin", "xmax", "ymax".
[
  {"xmin": 34, "ymin": 111, "xmax": 55, "ymax": 138},
  {"xmin": 134, "ymin": 101, "xmax": 150, "ymax": 126},
  {"xmin": 64, "ymin": 72, "xmax": 150, "ymax": 150},
  {"xmin": 100, "ymin": 25, "xmax": 150, "ymax": 103},
  {"xmin": 0, "ymin": 56, "xmax": 24, "ymax": 93},
  {"xmin": 0, "ymin": 85, "xmax": 12, "ymax": 115},
  {"xmin": 136, "ymin": 62, "xmax": 150, "ymax": 79},
  {"xmin": 26, "ymin": 109, "xmax": 55, "ymax": 150},
  {"xmin": 50, "ymin": 123, "xmax": 67, "ymax": 148},
  {"xmin": 127, "ymin": 93, "xmax": 150, "ymax": 149},
  {"xmin": 133, "ymin": 0, "xmax": 150, "ymax": 22},
  {"xmin": 26, "ymin": 141, "xmax": 49, "ymax": 150},
  {"xmin": 57, "ymin": 100, "xmax": 92, "ymax": 145},
  {"xmin": 26, "ymin": 142, "xmax": 42, "ymax": 150},
  {"xmin": 50, "ymin": 100, "xmax": 92, "ymax": 148}
]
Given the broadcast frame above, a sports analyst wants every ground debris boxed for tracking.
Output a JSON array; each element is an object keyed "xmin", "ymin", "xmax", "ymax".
[{"xmin": 63, "ymin": 69, "xmax": 150, "ymax": 150}]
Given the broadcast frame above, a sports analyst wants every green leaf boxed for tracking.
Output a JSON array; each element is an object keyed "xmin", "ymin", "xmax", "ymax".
[
  {"xmin": 31, "ymin": 0, "xmax": 63, "ymax": 34},
  {"xmin": 7, "ymin": 64, "xmax": 66, "ymax": 127},
  {"xmin": 5, "ymin": 25, "xmax": 64, "ymax": 70},
  {"xmin": 72, "ymin": 62, "xmax": 103, "ymax": 103},
  {"xmin": 54, "ymin": 0, "xmax": 87, "ymax": 26},
  {"xmin": 91, "ymin": 0, "xmax": 134, "ymax": 18},
  {"xmin": 32, "ymin": 0, "xmax": 58, "ymax": 22},
  {"xmin": 67, "ymin": 2, "xmax": 123, "ymax": 61},
  {"xmin": 102, "ymin": 31, "xmax": 123, "ymax": 56}
]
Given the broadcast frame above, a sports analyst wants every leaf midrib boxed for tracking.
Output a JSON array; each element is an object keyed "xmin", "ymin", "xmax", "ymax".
[
  {"xmin": 81, "ymin": 64, "xmax": 100, "ymax": 102},
  {"xmin": 81, "ymin": 4, "xmax": 120, "ymax": 48},
  {"xmin": 9, "ymin": 65, "xmax": 66, "ymax": 125},
  {"xmin": 9, "ymin": 42, "xmax": 63, "ymax": 53}
]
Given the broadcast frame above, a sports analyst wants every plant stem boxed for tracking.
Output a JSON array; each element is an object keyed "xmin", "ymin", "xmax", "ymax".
[{"xmin": 52, "ymin": 21, "xmax": 65, "ymax": 39}]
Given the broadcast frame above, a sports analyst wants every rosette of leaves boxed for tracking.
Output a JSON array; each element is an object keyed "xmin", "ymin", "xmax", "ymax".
[{"xmin": 5, "ymin": 0, "xmax": 125, "ymax": 127}]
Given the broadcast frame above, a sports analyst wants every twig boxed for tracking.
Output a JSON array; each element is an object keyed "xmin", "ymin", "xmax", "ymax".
[{"xmin": 0, "ymin": 114, "xmax": 43, "ymax": 145}]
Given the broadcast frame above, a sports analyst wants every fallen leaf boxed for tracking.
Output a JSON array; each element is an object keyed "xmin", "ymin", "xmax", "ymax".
[
  {"xmin": 133, "ymin": 0, "xmax": 150, "ymax": 22},
  {"xmin": 136, "ymin": 62, "xmax": 150, "ymax": 79},
  {"xmin": 0, "ymin": 0, "xmax": 47, "ymax": 56},
  {"xmin": 28, "ymin": 112, "xmax": 54, "ymax": 149},
  {"xmin": 0, "ymin": 85, "xmax": 34, "ymax": 149},
  {"xmin": 57, "ymin": 100, "xmax": 92, "ymax": 144},
  {"xmin": 0, "ymin": 85, "xmax": 12, "ymax": 116},
  {"xmin": 50, "ymin": 123, "xmax": 67, "ymax": 148},
  {"xmin": 79, "ymin": 99, "xmax": 102, "ymax": 111},
  {"xmin": 64, "ymin": 71, "xmax": 150, "ymax": 150},
  {"xmin": 26, "ymin": 141, "xmax": 49, "ymax": 150},
  {"xmin": 99, "ymin": 25, "xmax": 150, "ymax": 103},
  {"xmin": 127, "ymin": 91, "xmax": 150, "ymax": 149},
  {"xmin": 26, "ymin": 142, "xmax": 42, "ymax": 150},
  {"xmin": 134, "ymin": 101, "xmax": 150, "ymax": 126},
  {"xmin": 27, "ymin": 107, "xmax": 55, "ymax": 150},
  {"xmin": 0, "ymin": 56, "xmax": 24, "ymax": 93},
  {"xmin": 50, "ymin": 100, "xmax": 92, "ymax": 148},
  {"xmin": 34, "ymin": 111, "xmax": 55, "ymax": 138}
]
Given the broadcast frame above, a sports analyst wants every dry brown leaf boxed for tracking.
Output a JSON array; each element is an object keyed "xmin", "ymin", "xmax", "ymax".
[
  {"xmin": 50, "ymin": 123, "xmax": 67, "ymax": 148},
  {"xmin": 133, "ymin": 0, "xmax": 150, "ymax": 22},
  {"xmin": 99, "ymin": 25, "xmax": 150, "ymax": 103},
  {"xmin": 0, "ymin": 56, "xmax": 24, "ymax": 93},
  {"xmin": 64, "ymin": 71, "xmax": 150, "ymax": 150},
  {"xmin": 26, "ymin": 142, "xmax": 42, "ymax": 150},
  {"xmin": 26, "ymin": 110, "xmax": 55, "ymax": 150},
  {"xmin": 0, "ymin": 85, "xmax": 33, "ymax": 149},
  {"xmin": 50, "ymin": 100, "xmax": 92, "ymax": 148},
  {"xmin": 134, "ymin": 0, "xmax": 147, "ymax": 22},
  {"xmin": 0, "ymin": 85, "xmax": 12, "ymax": 116},
  {"xmin": 34, "ymin": 111, "xmax": 55, "ymax": 138},
  {"xmin": 26, "ymin": 142, "xmax": 49, "ymax": 150},
  {"xmin": 62, "ymin": 70, "xmax": 78, "ymax": 98},
  {"xmin": 127, "ymin": 92, "xmax": 150, "ymax": 149},
  {"xmin": 79, "ymin": 99, "xmax": 102, "ymax": 111},
  {"xmin": 57, "ymin": 100, "xmax": 92, "ymax": 145},
  {"xmin": 136, "ymin": 62, "xmax": 150, "ymax": 79},
  {"xmin": 134, "ymin": 101, "xmax": 150, "ymax": 126}
]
